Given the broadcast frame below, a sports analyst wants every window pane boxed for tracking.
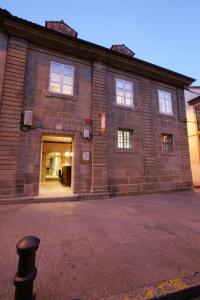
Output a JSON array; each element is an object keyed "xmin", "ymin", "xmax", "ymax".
[
  {"xmin": 63, "ymin": 85, "xmax": 73, "ymax": 95},
  {"xmin": 63, "ymin": 66, "xmax": 74, "ymax": 76},
  {"xmin": 158, "ymin": 90, "xmax": 172, "ymax": 115},
  {"xmin": 116, "ymin": 79, "xmax": 123, "ymax": 88},
  {"xmin": 116, "ymin": 78, "xmax": 133, "ymax": 107},
  {"xmin": 125, "ymin": 91, "xmax": 132, "ymax": 99},
  {"xmin": 125, "ymin": 97, "xmax": 132, "ymax": 106},
  {"xmin": 118, "ymin": 130, "xmax": 123, "ymax": 148},
  {"xmin": 165, "ymin": 92, "xmax": 171, "ymax": 101},
  {"xmin": 117, "ymin": 129, "xmax": 132, "ymax": 149},
  {"xmin": 51, "ymin": 62, "xmax": 61, "ymax": 74},
  {"xmin": 160, "ymin": 102, "xmax": 165, "ymax": 113},
  {"xmin": 116, "ymin": 95, "xmax": 124, "ymax": 105},
  {"xmin": 161, "ymin": 134, "xmax": 173, "ymax": 152},
  {"xmin": 159, "ymin": 91, "xmax": 165, "ymax": 99},
  {"xmin": 125, "ymin": 82, "xmax": 132, "ymax": 90},
  {"xmin": 50, "ymin": 62, "xmax": 74, "ymax": 95},
  {"xmin": 50, "ymin": 82, "xmax": 61, "ymax": 93},
  {"xmin": 51, "ymin": 73, "xmax": 61, "ymax": 83},
  {"xmin": 63, "ymin": 76, "xmax": 73, "ymax": 85},
  {"xmin": 166, "ymin": 105, "xmax": 172, "ymax": 114},
  {"xmin": 116, "ymin": 88, "xmax": 124, "ymax": 97}
]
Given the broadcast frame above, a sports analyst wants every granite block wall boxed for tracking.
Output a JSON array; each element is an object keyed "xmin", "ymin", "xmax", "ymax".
[{"xmin": 0, "ymin": 36, "xmax": 192, "ymax": 198}]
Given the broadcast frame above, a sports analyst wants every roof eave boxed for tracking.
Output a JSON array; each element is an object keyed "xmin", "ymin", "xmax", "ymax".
[{"xmin": 188, "ymin": 96, "xmax": 200, "ymax": 106}]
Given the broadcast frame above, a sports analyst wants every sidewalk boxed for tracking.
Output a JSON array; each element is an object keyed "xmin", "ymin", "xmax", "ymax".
[{"xmin": 1, "ymin": 191, "xmax": 200, "ymax": 300}]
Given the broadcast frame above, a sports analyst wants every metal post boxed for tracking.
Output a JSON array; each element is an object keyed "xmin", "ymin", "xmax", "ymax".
[{"xmin": 14, "ymin": 236, "xmax": 40, "ymax": 300}]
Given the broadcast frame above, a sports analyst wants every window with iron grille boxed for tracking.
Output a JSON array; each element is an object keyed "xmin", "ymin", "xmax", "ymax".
[
  {"xmin": 116, "ymin": 78, "xmax": 133, "ymax": 107},
  {"xmin": 117, "ymin": 129, "xmax": 133, "ymax": 149},
  {"xmin": 158, "ymin": 90, "xmax": 173, "ymax": 115},
  {"xmin": 49, "ymin": 62, "xmax": 74, "ymax": 95},
  {"xmin": 161, "ymin": 134, "xmax": 173, "ymax": 152},
  {"xmin": 195, "ymin": 108, "xmax": 200, "ymax": 131}
]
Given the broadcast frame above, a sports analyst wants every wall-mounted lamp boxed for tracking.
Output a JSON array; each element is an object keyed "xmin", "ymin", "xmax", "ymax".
[{"xmin": 64, "ymin": 151, "xmax": 73, "ymax": 157}]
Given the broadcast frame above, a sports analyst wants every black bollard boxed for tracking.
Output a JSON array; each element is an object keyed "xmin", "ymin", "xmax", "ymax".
[{"xmin": 14, "ymin": 236, "xmax": 40, "ymax": 300}]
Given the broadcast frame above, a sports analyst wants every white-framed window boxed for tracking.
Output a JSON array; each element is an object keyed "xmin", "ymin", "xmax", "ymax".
[
  {"xmin": 158, "ymin": 90, "xmax": 173, "ymax": 115},
  {"xmin": 49, "ymin": 62, "xmax": 74, "ymax": 95},
  {"xmin": 116, "ymin": 78, "xmax": 133, "ymax": 107},
  {"xmin": 117, "ymin": 129, "xmax": 133, "ymax": 149}
]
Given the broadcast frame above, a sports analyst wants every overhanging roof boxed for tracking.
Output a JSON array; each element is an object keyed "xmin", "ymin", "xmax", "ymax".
[
  {"xmin": 0, "ymin": 8, "xmax": 196, "ymax": 87},
  {"xmin": 188, "ymin": 96, "xmax": 200, "ymax": 106}
]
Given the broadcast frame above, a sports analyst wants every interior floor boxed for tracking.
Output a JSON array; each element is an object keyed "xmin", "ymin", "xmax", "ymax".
[
  {"xmin": 39, "ymin": 180, "xmax": 73, "ymax": 198},
  {"xmin": 45, "ymin": 175, "xmax": 59, "ymax": 179}
]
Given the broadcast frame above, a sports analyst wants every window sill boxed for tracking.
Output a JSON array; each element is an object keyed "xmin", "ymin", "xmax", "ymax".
[
  {"xmin": 157, "ymin": 112, "xmax": 176, "ymax": 119},
  {"xmin": 159, "ymin": 151, "xmax": 177, "ymax": 156},
  {"xmin": 114, "ymin": 104, "xmax": 138, "ymax": 112},
  {"xmin": 114, "ymin": 148, "xmax": 136, "ymax": 154},
  {"xmin": 45, "ymin": 90, "xmax": 78, "ymax": 101}
]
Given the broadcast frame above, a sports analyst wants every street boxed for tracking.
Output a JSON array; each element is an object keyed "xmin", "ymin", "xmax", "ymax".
[{"xmin": 1, "ymin": 191, "xmax": 200, "ymax": 300}]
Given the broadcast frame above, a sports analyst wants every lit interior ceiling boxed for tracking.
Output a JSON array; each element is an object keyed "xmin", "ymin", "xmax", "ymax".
[{"xmin": 42, "ymin": 135, "xmax": 72, "ymax": 143}]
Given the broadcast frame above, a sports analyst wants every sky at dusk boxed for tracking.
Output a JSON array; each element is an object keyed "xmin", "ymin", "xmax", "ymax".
[{"xmin": 0, "ymin": 0, "xmax": 199, "ymax": 85}]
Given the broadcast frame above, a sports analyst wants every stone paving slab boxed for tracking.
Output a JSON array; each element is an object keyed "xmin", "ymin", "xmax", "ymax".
[{"xmin": 1, "ymin": 191, "xmax": 200, "ymax": 299}]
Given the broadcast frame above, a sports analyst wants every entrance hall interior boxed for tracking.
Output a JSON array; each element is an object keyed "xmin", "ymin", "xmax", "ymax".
[{"xmin": 40, "ymin": 135, "xmax": 73, "ymax": 197}]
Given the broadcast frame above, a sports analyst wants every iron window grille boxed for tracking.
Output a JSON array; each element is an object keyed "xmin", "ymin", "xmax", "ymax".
[
  {"xmin": 158, "ymin": 90, "xmax": 173, "ymax": 115},
  {"xmin": 49, "ymin": 62, "xmax": 74, "ymax": 95},
  {"xmin": 116, "ymin": 78, "xmax": 133, "ymax": 107},
  {"xmin": 161, "ymin": 134, "xmax": 173, "ymax": 152},
  {"xmin": 117, "ymin": 129, "xmax": 133, "ymax": 149}
]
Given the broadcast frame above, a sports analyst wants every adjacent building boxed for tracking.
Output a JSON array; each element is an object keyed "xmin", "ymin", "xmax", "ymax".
[
  {"xmin": 185, "ymin": 87, "xmax": 200, "ymax": 186},
  {"xmin": 0, "ymin": 9, "xmax": 195, "ymax": 200}
]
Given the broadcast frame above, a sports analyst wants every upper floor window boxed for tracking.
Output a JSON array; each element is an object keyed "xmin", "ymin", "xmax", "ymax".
[
  {"xmin": 49, "ymin": 62, "xmax": 74, "ymax": 95},
  {"xmin": 161, "ymin": 134, "xmax": 173, "ymax": 152},
  {"xmin": 158, "ymin": 90, "xmax": 173, "ymax": 115},
  {"xmin": 116, "ymin": 78, "xmax": 133, "ymax": 107},
  {"xmin": 117, "ymin": 129, "xmax": 133, "ymax": 149}
]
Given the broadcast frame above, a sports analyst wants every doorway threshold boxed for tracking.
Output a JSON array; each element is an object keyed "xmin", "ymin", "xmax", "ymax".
[
  {"xmin": 39, "ymin": 180, "xmax": 73, "ymax": 198},
  {"xmin": 32, "ymin": 193, "xmax": 79, "ymax": 203}
]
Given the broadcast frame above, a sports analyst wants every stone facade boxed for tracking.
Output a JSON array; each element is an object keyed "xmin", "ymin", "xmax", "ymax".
[{"xmin": 0, "ymin": 9, "xmax": 195, "ymax": 199}]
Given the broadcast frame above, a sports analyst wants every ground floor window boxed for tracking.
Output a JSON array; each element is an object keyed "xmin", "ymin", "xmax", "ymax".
[
  {"xmin": 161, "ymin": 134, "xmax": 173, "ymax": 152},
  {"xmin": 117, "ymin": 129, "xmax": 133, "ymax": 149}
]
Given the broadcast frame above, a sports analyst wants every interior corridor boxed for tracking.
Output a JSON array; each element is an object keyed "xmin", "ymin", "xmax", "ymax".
[{"xmin": 39, "ymin": 135, "xmax": 73, "ymax": 197}]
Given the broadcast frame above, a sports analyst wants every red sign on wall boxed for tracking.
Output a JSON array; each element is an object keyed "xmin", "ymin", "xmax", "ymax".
[{"xmin": 84, "ymin": 118, "xmax": 92, "ymax": 125}]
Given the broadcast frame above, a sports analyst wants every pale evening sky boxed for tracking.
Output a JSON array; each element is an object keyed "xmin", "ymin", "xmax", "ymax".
[{"xmin": 0, "ymin": 0, "xmax": 199, "ymax": 85}]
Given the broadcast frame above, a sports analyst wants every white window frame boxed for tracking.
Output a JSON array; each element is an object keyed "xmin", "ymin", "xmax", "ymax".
[
  {"xmin": 117, "ymin": 129, "xmax": 133, "ymax": 149},
  {"xmin": 158, "ymin": 90, "xmax": 173, "ymax": 115},
  {"xmin": 116, "ymin": 78, "xmax": 133, "ymax": 107},
  {"xmin": 49, "ymin": 62, "xmax": 74, "ymax": 96}
]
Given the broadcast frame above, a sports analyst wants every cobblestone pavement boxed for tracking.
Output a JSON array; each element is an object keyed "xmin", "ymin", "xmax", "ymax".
[{"xmin": 1, "ymin": 191, "xmax": 200, "ymax": 300}]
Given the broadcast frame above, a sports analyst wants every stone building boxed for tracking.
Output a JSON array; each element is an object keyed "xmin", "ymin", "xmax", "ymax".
[
  {"xmin": 185, "ymin": 87, "xmax": 200, "ymax": 186},
  {"xmin": 0, "ymin": 9, "xmax": 195, "ymax": 200}
]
